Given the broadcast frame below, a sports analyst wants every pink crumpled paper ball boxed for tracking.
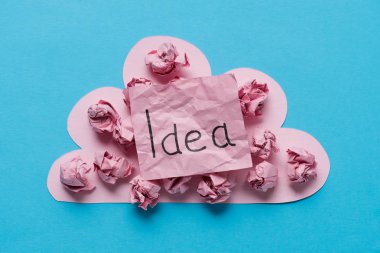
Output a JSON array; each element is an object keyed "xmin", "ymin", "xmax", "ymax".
[
  {"xmin": 130, "ymin": 176, "xmax": 161, "ymax": 210},
  {"xmin": 197, "ymin": 173, "xmax": 234, "ymax": 204},
  {"xmin": 287, "ymin": 147, "xmax": 317, "ymax": 183},
  {"xmin": 145, "ymin": 42, "xmax": 189, "ymax": 75},
  {"xmin": 112, "ymin": 118, "xmax": 134, "ymax": 147},
  {"xmin": 123, "ymin": 77, "xmax": 152, "ymax": 109},
  {"xmin": 60, "ymin": 156, "xmax": 94, "ymax": 192},
  {"xmin": 251, "ymin": 129, "xmax": 279, "ymax": 160},
  {"xmin": 247, "ymin": 161, "xmax": 278, "ymax": 192},
  {"xmin": 162, "ymin": 176, "xmax": 192, "ymax": 194},
  {"xmin": 88, "ymin": 100, "xmax": 119, "ymax": 133},
  {"xmin": 238, "ymin": 79, "xmax": 269, "ymax": 117},
  {"xmin": 88, "ymin": 100, "xmax": 134, "ymax": 149},
  {"xmin": 94, "ymin": 151, "xmax": 133, "ymax": 184}
]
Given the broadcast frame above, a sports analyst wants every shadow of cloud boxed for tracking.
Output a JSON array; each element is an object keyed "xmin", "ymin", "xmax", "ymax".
[{"xmin": 203, "ymin": 202, "xmax": 231, "ymax": 215}]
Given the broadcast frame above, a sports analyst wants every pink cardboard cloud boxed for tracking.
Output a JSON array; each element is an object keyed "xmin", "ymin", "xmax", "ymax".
[{"xmin": 47, "ymin": 36, "xmax": 330, "ymax": 204}]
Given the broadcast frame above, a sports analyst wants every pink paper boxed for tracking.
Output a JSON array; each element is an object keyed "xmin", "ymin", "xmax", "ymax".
[
  {"xmin": 123, "ymin": 36, "xmax": 211, "ymax": 86},
  {"xmin": 47, "ymin": 36, "xmax": 330, "ymax": 204},
  {"xmin": 129, "ymin": 74, "xmax": 252, "ymax": 180},
  {"xmin": 145, "ymin": 42, "xmax": 189, "ymax": 75}
]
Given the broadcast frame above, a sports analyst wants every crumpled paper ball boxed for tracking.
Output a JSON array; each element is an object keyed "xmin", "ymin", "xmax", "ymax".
[
  {"xmin": 123, "ymin": 77, "xmax": 152, "ymax": 109},
  {"xmin": 130, "ymin": 176, "xmax": 161, "ymax": 210},
  {"xmin": 251, "ymin": 129, "xmax": 279, "ymax": 160},
  {"xmin": 238, "ymin": 79, "xmax": 269, "ymax": 117},
  {"xmin": 247, "ymin": 161, "xmax": 278, "ymax": 192},
  {"xmin": 88, "ymin": 100, "xmax": 119, "ymax": 133},
  {"xmin": 113, "ymin": 118, "xmax": 134, "ymax": 146},
  {"xmin": 162, "ymin": 176, "xmax": 192, "ymax": 194},
  {"xmin": 60, "ymin": 156, "xmax": 94, "ymax": 192},
  {"xmin": 197, "ymin": 173, "xmax": 234, "ymax": 203},
  {"xmin": 94, "ymin": 151, "xmax": 133, "ymax": 184},
  {"xmin": 287, "ymin": 147, "xmax": 316, "ymax": 183},
  {"xmin": 88, "ymin": 100, "xmax": 134, "ymax": 150},
  {"xmin": 145, "ymin": 42, "xmax": 189, "ymax": 75}
]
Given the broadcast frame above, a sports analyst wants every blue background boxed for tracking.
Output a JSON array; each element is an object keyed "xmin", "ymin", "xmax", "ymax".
[{"xmin": 1, "ymin": 1, "xmax": 379, "ymax": 252}]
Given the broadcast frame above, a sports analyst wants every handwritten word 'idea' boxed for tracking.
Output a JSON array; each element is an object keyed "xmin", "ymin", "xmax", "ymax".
[{"xmin": 145, "ymin": 110, "xmax": 236, "ymax": 158}]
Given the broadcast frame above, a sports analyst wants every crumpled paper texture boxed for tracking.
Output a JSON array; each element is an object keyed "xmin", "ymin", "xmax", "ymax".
[
  {"xmin": 287, "ymin": 147, "xmax": 316, "ymax": 183},
  {"xmin": 251, "ymin": 129, "xmax": 279, "ymax": 160},
  {"xmin": 129, "ymin": 74, "xmax": 252, "ymax": 180},
  {"xmin": 247, "ymin": 161, "xmax": 278, "ymax": 192},
  {"xmin": 94, "ymin": 151, "xmax": 133, "ymax": 184},
  {"xmin": 145, "ymin": 42, "xmax": 189, "ymax": 75},
  {"xmin": 123, "ymin": 77, "xmax": 152, "ymax": 110},
  {"xmin": 88, "ymin": 100, "xmax": 118, "ymax": 133},
  {"xmin": 130, "ymin": 176, "xmax": 161, "ymax": 210},
  {"xmin": 60, "ymin": 156, "xmax": 94, "ymax": 192},
  {"xmin": 162, "ymin": 176, "xmax": 192, "ymax": 194},
  {"xmin": 238, "ymin": 79, "xmax": 269, "ymax": 117},
  {"xmin": 197, "ymin": 172, "xmax": 234, "ymax": 203},
  {"xmin": 88, "ymin": 100, "xmax": 134, "ymax": 148},
  {"xmin": 113, "ymin": 118, "xmax": 134, "ymax": 146}
]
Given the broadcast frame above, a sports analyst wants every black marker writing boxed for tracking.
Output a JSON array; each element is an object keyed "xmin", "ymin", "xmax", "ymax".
[
  {"xmin": 212, "ymin": 123, "xmax": 236, "ymax": 148},
  {"xmin": 161, "ymin": 124, "xmax": 183, "ymax": 156},
  {"xmin": 185, "ymin": 130, "xmax": 206, "ymax": 152},
  {"xmin": 145, "ymin": 109, "xmax": 156, "ymax": 158}
]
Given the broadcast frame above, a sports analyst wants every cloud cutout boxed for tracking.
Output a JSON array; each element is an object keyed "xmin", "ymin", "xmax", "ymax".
[{"xmin": 47, "ymin": 36, "xmax": 330, "ymax": 204}]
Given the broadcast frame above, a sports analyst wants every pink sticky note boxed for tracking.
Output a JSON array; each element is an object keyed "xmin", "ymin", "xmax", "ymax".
[{"xmin": 129, "ymin": 74, "xmax": 253, "ymax": 180}]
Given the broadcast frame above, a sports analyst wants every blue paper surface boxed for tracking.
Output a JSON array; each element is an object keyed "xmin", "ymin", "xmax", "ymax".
[{"xmin": 0, "ymin": 1, "xmax": 379, "ymax": 252}]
